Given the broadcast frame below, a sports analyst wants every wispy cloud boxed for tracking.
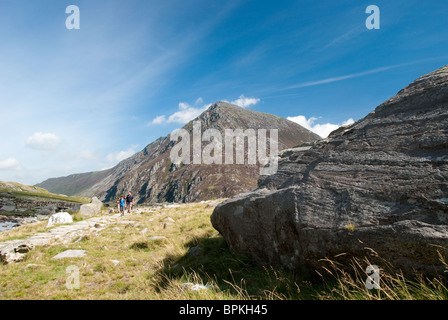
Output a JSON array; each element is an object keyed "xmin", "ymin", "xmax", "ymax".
[
  {"xmin": 285, "ymin": 65, "xmax": 403, "ymax": 90},
  {"xmin": 285, "ymin": 57, "xmax": 448, "ymax": 91},
  {"xmin": 323, "ymin": 27, "xmax": 362, "ymax": 49}
]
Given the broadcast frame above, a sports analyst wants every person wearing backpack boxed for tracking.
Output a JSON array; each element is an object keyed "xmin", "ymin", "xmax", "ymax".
[{"xmin": 126, "ymin": 192, "xmax": 134, "ymax": 214}]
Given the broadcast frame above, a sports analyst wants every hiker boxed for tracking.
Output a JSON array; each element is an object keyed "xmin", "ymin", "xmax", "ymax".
[
  {"xmin": 116, "ymin": 197, "xmax": 120, "ymax": 213},
  {"xmin": 126, "ymin": 192, "xmax": 134, "ymax": 214},
  {"xmin": 119, "ymin": 195, "xmax": 126, "ymax": 216}
]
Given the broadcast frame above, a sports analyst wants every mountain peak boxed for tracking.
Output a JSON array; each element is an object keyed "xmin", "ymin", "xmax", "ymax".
[{"xmin": 38, "ymin": 106, "xmax": 320, "ymax": 203}]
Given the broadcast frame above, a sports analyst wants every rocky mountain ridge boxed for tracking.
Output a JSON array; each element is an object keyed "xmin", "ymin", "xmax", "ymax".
[{"xmin": 37, "ymin": 102, "xmax": 321, "ymax": 204}]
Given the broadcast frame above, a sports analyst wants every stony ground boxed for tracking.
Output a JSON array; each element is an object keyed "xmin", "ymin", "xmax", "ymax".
[{"xmin": 0, "ymin": 201, "xmax": 232, "ymax": 299}]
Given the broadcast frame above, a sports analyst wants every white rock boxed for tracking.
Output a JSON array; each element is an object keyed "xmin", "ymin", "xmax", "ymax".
[
  {"xmin": 148, "ymin": 235, "xmax": 167, "ymax": 241},
  {"xmin": 181, "ymin": 283, "xmax": 218, "ymax": 292},
  {"xmin": 52, "ymin": 249, "xmax": 87, "ymax": 259},
  {"xmin": 110, "ymin": 259, "xmax": 119, "ymax": 266},
  {"xmin": 47, "ymin": 212, "xmax": 73, "ymax": 228}
]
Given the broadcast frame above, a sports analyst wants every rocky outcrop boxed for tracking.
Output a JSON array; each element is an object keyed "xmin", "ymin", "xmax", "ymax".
[
  {"xmin": 37, "ymin": 103, "xmax": 320, "ymax": 204},
  {"xmin": 0, "ymin": 181, "xmax": 84, "ymax": 216},
  {"xmin": 0, "ymin": 194, "xmax": 81, "ymax": 215},
  {"xmin": 211, "ymin": 65, "xmax": 448, "ymax": 276}
]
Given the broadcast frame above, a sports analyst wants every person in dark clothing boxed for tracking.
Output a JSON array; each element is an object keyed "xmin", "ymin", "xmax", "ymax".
[{"xmin": 126, "ymin": 192, "xmax": 134, "ymax": 214}]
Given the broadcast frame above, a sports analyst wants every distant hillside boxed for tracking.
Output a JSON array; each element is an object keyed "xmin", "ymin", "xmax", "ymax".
[
  {"xmin": 0, "ymin": 181, "xmax": 89, "ymax": 216},
  {"xmin": 35, "ymin": 171, "xmax": 113, "ymax": 199},
  {"xmin": 37, "ymin": 102, "xmax": 321, "ymax": 203}
]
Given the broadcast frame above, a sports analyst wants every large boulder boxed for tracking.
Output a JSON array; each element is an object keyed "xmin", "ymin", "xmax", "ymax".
[
  {"xmin": 211, "ymin": 65, "xmax": 448, "ymax": 276},
  {"xmin": 79, "ymin": 197, "xmax": 103, "ymax": 217}
]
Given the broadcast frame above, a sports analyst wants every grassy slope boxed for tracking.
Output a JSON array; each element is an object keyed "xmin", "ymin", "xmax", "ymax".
[
  {"xmin": 0, "ymin": 181, "xmax": 90, "ymax": 204},
  {"xmin": 0, "ymin": 202, "xmax": 447, "ymax": 300}
]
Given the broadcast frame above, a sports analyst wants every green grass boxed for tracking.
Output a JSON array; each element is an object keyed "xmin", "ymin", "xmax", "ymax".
[
  {"xmin": 0, "ymin": 180, "xmax": 90, "ymax": 204},
  {"xmin": 0, "ymin": 201, "xmax": 447, "ymax": 300}
]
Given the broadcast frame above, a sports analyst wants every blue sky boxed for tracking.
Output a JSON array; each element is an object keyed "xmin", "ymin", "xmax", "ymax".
[{"xmin": 0, "ymin": 0, "xmax": 447, "ymax": 185}]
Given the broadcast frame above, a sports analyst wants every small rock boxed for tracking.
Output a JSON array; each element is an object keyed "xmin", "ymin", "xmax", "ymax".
[
  {"xmin": 110, "ymin": 260, "xmax": 119, "ymax": 266},
  {"xmin": 206, "ymin": 200, "xmax": 222, "ymax": 208},
  {"xmin": 148, "ymin": 236, "xmax": 168, "ymax": 241},
  {"xmin": 52, "ymin": 250, "xmax": 87, "ymax": 259},
  {"xmin": 181, "ymin": 283, "xmax": 218, "ymax": 292},
  {"xmin": 139, "ymin": 228, "xmax": 148, "ymax": 234},
  {"xmin": 210, "ymin": 232, "xmax": 220, "ymax": 238},
  {"xmin": 26, "ymin": 263, "xmax": 44, "ymax": 268},
  {"xmin": 165, "ymin": 204, "xmax": 180, "ymax": 208},
  {"xmin": 187, "ymin": 245, "xmax": 202, "ymax": 257}
]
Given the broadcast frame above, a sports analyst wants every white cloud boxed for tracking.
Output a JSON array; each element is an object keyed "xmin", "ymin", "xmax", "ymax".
[
  {"xmin": 150, "ymin": 115, "xmax": 166, "ymax": 125},
  {"xmin": 150, "ymin": 101, "xmax": 210, "ymax": 125},
  {"xmin": 287, "ymin": 115, "xmax": 355, "ymax": 138},
  {"xmin": 230, "ymin": 94, "xmax": 260, "ymax": 108},
  {"xmin": 0, "ymin": 157, "xmax": 22, "ymax": 171},
  {"xmin": 178, "ymin": 102, "xmax": 190, "ymax": 110},
  {"xmin": 167, "ymin": 102, "xmax": 210, "ymax": 124},
  {"xmin": 105, "ymin": 145, "xmax": 138, "ymax": 164},
  {"xmin": 78, "ymin": 150, "xmax": 97, "ymax": 161},
  {"xmin": 150, "ymin": 95, "xmax": 261, "ymax": 126},
  {"xmin": 26, "ymin": 132, "xmax": 61, "ymax": 153}
]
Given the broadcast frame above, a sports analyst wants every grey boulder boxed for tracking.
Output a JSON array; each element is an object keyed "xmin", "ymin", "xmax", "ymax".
[
  {"xmin": 211, "ymin": 65, "xmax": 448, "ymax": 276},
  {"xmin": 79, "ymin": 197, "xmax": 103, "ymax": 217}
]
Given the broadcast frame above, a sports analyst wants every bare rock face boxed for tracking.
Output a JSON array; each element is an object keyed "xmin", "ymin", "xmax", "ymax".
[
  {"xmin": 211, "ymin": 65, "xmax": 448, "ymax": 276},
  {"xmin": 37, "ymin": 103, "xmax": 320, "ymax": 204}
]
